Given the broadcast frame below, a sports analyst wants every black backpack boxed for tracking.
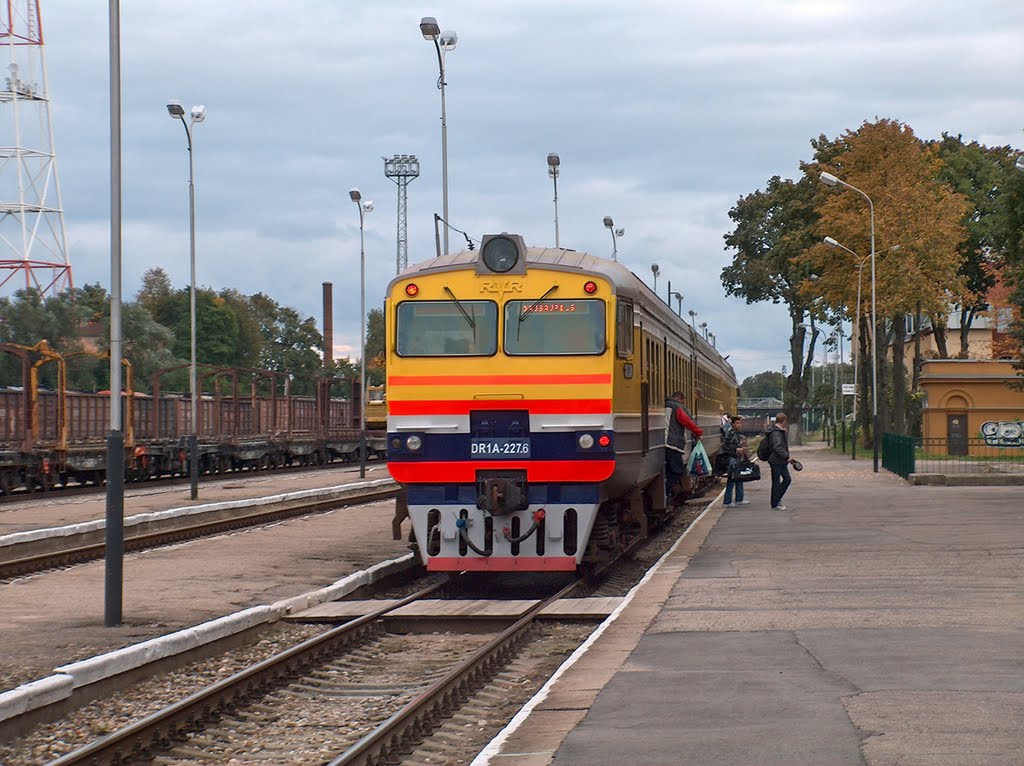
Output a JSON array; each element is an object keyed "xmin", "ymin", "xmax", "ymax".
[{"xmin": 757, "ymin": 433, "xmax": 772, "ymax": 461}]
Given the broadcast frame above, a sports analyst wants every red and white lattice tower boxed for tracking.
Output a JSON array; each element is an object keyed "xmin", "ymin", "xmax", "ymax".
[{"xmin": 0, "ymin": 0, "xmax": 71, "ymax": 296}]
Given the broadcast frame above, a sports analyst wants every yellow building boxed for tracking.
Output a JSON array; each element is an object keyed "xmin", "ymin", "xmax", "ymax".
[{"xmin": 920, "ymin": 359, "xmax": 1024, "ymax": 454}]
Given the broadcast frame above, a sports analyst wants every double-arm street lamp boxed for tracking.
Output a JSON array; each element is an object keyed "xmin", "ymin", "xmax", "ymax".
[
  {"xmin": 820, "ymin": 171, "xmax": 880, "ymax": 472},
  {"xmin": 602, "ymin": 216, "xmax": 624, "ymax": 261},
  {"xmin": 349, "ymin": 188, "xmax": 374, "ymax": 478},
  {"xmin": 547, "ymin": 153, "xmax": 560, "ymax": 248},
  {"xmin": 651, "ymin": 263, "xmax": 659, "ymax": 292},
  {"xmin": 420, "ymin": 16, "xmax": 457, "ymax": 255},
  {"xmin": 166, "ymin": 99, "xmax": 206, "ymax": 500},
  {"xmin": 671, "ymin": 291, "xmax": 683, "ymax": 317}
]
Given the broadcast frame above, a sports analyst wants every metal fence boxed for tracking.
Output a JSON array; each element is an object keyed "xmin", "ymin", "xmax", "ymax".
[{"xmin": 883, "ymin": 433, "xmax": 1024, "ymax": 479}]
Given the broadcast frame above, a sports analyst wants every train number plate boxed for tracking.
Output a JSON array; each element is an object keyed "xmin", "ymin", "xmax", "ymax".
[{"xmin": 470, "ymin": 438, "xmax": 531, "ymax": 458}]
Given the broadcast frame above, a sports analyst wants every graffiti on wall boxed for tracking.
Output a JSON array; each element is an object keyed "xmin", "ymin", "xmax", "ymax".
[{"xmin": 980, "ymin": 420, "xmax": 1024, "ymax": 447}]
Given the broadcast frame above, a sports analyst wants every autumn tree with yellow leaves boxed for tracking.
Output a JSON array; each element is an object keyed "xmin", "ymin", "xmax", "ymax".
[{"xmin": 801, "ymin": 119, "xmax": 969, "ymax": 436}]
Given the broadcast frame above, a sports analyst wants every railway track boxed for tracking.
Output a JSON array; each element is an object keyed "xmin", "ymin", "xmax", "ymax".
[
  {"xmin": 0, "ymin": 482, "xmax": 399, "ymax": 580},
  {"xmin": 42, "ymin": 577, "xmax": 587, "ymax": 766}
]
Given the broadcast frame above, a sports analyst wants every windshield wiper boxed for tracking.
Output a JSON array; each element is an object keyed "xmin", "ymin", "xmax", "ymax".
[
  {"xmin": 443, "ymin": 286, "xmax": 476, "ymax": 329},
  {"xmin": 518, "ymin": 284, "xmax": 559, "ymax": 323}
]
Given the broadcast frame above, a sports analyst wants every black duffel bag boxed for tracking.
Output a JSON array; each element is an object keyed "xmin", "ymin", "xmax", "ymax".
[{"xmin": 729, "ymin": 459, "xmax": 761, "ymax": 482}]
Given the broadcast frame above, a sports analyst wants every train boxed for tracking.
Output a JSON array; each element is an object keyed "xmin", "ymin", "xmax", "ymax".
[
  {"xmin": 0, "ymin": 341, "xmax": 386, "ymax": 495},
  {"xmin": 385, "ymin": 234, "xmax": 738, "ymax": 573}
]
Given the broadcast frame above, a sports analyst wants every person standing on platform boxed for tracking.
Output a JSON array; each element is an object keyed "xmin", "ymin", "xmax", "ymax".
[
  {"xmin": 665, "ymin": 390, "xmax": 703, "ymax": 504},
  {"xmin": 767, "ymin": 412, "xmax": 796, "ymax": 510},
  {"xmin": 722, "ymin": 416, "xmax": 749, "ymax": 507}
]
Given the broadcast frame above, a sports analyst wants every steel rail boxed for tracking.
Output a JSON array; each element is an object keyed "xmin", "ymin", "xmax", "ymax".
[
  {"xmin": 326, "ymin": 576, "xmax": 584, "ymax": 766},
  {"xmin": 0, "ymin": 485, "xmax": 398, "ymax": 579},
  {"xmin": 44, "ymin": 579, "xmax": 450, "ymax": 766}
]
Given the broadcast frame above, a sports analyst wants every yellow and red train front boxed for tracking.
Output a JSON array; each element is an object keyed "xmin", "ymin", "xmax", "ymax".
[{"xmin": 386, "ymin": 263, "xmax": 615, "ymax": 572}]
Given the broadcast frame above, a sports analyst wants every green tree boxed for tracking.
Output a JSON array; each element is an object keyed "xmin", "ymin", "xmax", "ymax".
[
  {"xmin": 739, "ymin": 371, "xmax": 785, "ymax": 399},
  {"xmin": 722, "ymin": 175, "xmax": 823, "ymax": 431},
  {"xmin": 933, "ymin": 135, "xmax": 1017, "ymax": 357}
]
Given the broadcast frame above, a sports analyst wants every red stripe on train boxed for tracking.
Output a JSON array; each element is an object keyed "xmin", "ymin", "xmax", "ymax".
[
  {"xmin": 427, "ymin": 556, "xmax": 578, "ymax": 572},
  {"xmin": 388, "ymin": 399, "xmax": 612, "ymax": 415},
  {"xmin": 388, "ymin": 459, "xmax": 615, "ymax": 483}
]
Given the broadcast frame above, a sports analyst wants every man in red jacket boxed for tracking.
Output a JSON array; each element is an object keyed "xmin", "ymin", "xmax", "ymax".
[{"xmin": 665, "ymin": 391, "xmax": 703, "ymax": 505}]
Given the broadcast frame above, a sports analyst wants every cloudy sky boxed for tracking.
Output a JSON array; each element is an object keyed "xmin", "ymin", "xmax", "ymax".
[{"xmin": 13, "ymin": 1, "xmax": 1024, "ymax": 382}]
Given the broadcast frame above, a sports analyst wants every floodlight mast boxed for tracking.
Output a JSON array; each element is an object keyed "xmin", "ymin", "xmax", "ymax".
[{"xmin": 384, "ymin": 154, "xmax": 420, "ymax": 273}]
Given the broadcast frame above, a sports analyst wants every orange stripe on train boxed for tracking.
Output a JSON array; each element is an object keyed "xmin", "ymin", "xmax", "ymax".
[
  {"xmin": 388, "ymin": 399, "xmax": 612, "ymax": 415},
  {"xmin": 388, "ymin": 373, "xmax": 612, "ymax": 386}
]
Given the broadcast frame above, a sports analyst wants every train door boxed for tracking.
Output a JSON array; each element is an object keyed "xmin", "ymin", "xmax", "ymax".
[{"xmin": 639, "ymin": 321, "xmax": 648, "ymax": 455}]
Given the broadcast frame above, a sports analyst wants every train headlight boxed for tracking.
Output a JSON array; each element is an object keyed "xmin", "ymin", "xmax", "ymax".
[
  {"xmin": 481, "ymin": 236, "xmax": 519, "ymax": 273},
  {"xmin": 477, "ymin": 234, "xmax": 526, "ymax": 275},
  {"xmin": 578, "ymin": 433, "xmax": 595, "ymax": 449},
  {"xmin": 406, "ymin": 435, "xmax": 423, "ymax": 452}
]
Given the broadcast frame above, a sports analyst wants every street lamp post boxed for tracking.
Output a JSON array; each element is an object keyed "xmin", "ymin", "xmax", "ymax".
[
  {"xmin": 820, "ymin": 171, "xmax": 879, "ymax": 472},
  {"xmin": 602, "ymin": 216, "xmax": 624, "ymax": 261},
  {"xmin": 671, "ymin": 291, "xmax": 683, "ymax": 317},
  {"xmin": 420, "ymin": 16, "xmax": 457, "ymax": 255},
  {"xmin": 823, "ymin": 236, "xmax": 900, "ymax": 460},
  {"xmin": 651, "ymin": 264, "xmax": 659, "ymax": 292},
  {"xmin": 167, "ymin": 99, "xmax": 206, "ymax": 500},
  {"xmin": 349, "ymin": 188, "xmax": 374, "ymax": 479},
  {"xmin": 688, "ymin": 309, "xmax": 697, "ymax": 328},
  {"xmin": 547, "ymin": 153, "xmax": 560, "ymax": 248}
]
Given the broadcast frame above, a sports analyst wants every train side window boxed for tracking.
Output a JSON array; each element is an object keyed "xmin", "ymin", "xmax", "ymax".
[{"xmin": 616, "ymin": 301, "xmax": 634, "ymax": 358}]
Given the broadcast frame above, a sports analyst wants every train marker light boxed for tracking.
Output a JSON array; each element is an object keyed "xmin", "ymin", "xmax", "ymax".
[
  {"xmin": 584, "ymin": 281, "xmax": 598, "ymax": 294},
  {"xmin": 405, "ymin": 283, "xmax": 419, "ymax": 296},
  {"xmin": 598, "ymin": 434, "xmax": 611, "ymax": 447}
]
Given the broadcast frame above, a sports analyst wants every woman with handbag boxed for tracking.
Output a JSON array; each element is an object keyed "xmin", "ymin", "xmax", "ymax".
[{"xmin": 722, "ymin": 416, "xmax": 749, "ymax": 506}]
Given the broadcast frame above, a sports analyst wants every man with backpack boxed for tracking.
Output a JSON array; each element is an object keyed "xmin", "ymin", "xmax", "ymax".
[{"xmin": 758, "ymin": 412, "xmax": 797, "ymax": 510}]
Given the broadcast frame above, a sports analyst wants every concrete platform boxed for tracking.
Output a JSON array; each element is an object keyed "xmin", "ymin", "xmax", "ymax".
[{"xmin": 474, "ymin": 447, "xmax": 1024, "ymax": 766}]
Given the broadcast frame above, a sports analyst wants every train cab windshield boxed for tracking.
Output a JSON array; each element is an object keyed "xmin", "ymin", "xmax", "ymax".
[
  {"xmin": 396, "ymin": 300, "xmax": 498, "ymax": 356},
  {"xmin": 504, "ymin": 299, "xmax": 606, "ymax": 355}
]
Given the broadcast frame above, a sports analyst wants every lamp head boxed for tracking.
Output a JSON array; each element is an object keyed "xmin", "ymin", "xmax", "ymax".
[
  {"xmin": 419, "ymin": 16, "xmax": 440, "ymax": 40},
  {"xmin": 349, "ymin": 188, "xmax": 362, "ymax": 203},
  {"xmin": 166, "ymin": 99, "xmax": 185, "ymax": 118},
  {"xmin": 689, "ymin": 310, "xmax": 696, "ymax": 318},
  {"xmin": 547, "ymin": 153, "xmax": 560, "ymax": 167},
  {"xmin": 823, "ymin": 236, "xmax": 840, "ymax": 248},
  {"xmin": 820, "ymin": 171, "xmax": 840, "ymax": 187},
  {"xmin": 614, "ymin": 227, "xmax": 625, "ymax": 237},
  {"xmin": 363, "ymin": 200, "xmax": 374, "ymax": 213},
  {"xmin": 651, "ymin": 264, "xmax": 659, "ymax": 276},
  {"xmin": 700, "ymin": 322, "xmax": 707, "ymax": 329},
  {"xmin": 603, "ymin": 216, "xmax": 613, "ymax": 229},
  {"xmin": 190, "ymin": 105, "xmax": 206, "ymax": 123},
  {"xmin": 439, "ymin": 30, "xmax": 458, "ymax": 49}
]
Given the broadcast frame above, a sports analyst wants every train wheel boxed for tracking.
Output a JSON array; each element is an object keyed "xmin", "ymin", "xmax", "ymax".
[{"xmin": 0, "ymin": 471, "xmax": 12, "ymax": 495}]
